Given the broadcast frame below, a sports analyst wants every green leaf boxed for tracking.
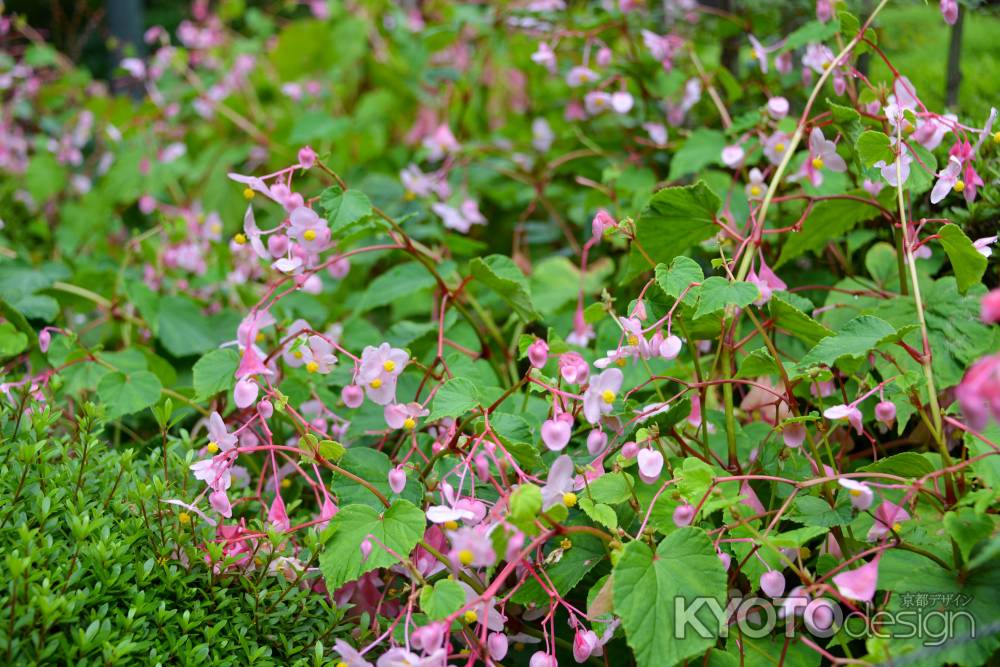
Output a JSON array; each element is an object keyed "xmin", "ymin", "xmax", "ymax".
[
  {"xmin": 789, "ymin": 495, "xmax": 854, "ymax": 527},
  {"xmin": 512, "ymin": 531, "xmax": 605, "ymax": 606},
  {"xmin": 0, "ymin": 322, "xmax": 28, "ymax": 357},
  {"xmin": 578, "ymin": 498, "xmax": 618, "ymax": 531},
  {"xmin": 157, "ymin": 297, "xmax": 239, "ymax": 358},
  {"xmin": 944, "ymin": 508, "xmax": 994, "ymax": 562},
  {"xmin": 856, "ymin": 130, "xmax": 893, "ymax": 167},
  {"xmin": 629, "ymin": 181, "xmax": 721, "ymax": 277},
  {"xmin": 470, "ymin": 254, "xmax": 541, "ymax": 323},
  {"xmin": 668, "ymin": 130, "xmax": 727, "ymax": 180},
  {"xmin": 858, "ymin": 452, "xmax": 934, "ymax": 479},
  {"xmin": 24, "ymin": 153, "xmax": 68, "ymax": 203},
  {"xmin": 427, "ymin": 377, "xmax": 481, "ymax": 422},
  {"xmin": 319, "ymin": 500, "xmax": 426, "ymax": 592},
  {"xmin": 192, "ymin": 348, "xmax": 240, "ymax": 401},
  {"xmin": 613, "ymin": 527, "xmax": 727, "ymax": 667},
  {"xmin": 419, "ymin": 579, "xmax": 465, "ymax": 620},
  {"xmin": 587, "ymin": 472, "xmax": 633, "ymax": 505},
  {"xmin": 768, "ymin": 293, "xmax": 832, "ymax": 346},
  {"xmin": 96, "ymin": 371, "xmax": 162, "ymax": 419},
  {"xmin": 736, "ymin": 348, "xmax": 779, "ymax": 378},
  {"xmin": 359, "ymin": 262, "xmax": 436, "ymax": 312},
  {"xmin": 509, "ymin": 483, "xmax": 542, "ymax": 529},
  {"xmin": 779, "ymin": 19, "xmax": 840, "ymax": 52},
  {"xmin": 693, "ymin": 277, "xmax": 759, "ymax": 319},
  {"xmin": 655, "ymin": 256, "xmax": 704, "ymax": 304},
  {"xmin": 776, "ymin": 193, "xmax": 883, "ymax": 267},
  {"xmin": 938, "ymin": 224, "xmax": 988, "ymax": 294},
  {"xmin": 330, "ymin": 448, "xmax": 423, "ymax": 509},
  {"xmin": 798, "ymin": 315, "xmax": 898, "ymax": 369},
  {"xmin": 320, "ymin": 187, "xmax": 374, "ymax": 236}
]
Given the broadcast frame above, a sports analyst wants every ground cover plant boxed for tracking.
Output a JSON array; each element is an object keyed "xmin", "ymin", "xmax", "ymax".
[{"xmin": 1, "ymin": 0, "xmax": 999, "ymax": 665}]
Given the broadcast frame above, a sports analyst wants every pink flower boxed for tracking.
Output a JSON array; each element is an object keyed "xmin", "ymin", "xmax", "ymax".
[
  {"xmin": 559, "ymin": 352, "xmax": 590, "ymax": 384},
  {"xmin": 531, "ymin": 42, "xmax": 557, "ymax": 73},
  {"xmin": 636, "ymin": 448, "xmax": 664, "ymax": 484},
  {"xmin": 584, "ymin": 91, "xmax": 613, "ymax": 115},
  {"xmin": 268, "ymin": 494, "xmax": 290, "ymax": 531},
  {"xmin": 528, "ymin": 339, "xmax": 549, "ymax": 368},
  {"xmin": 782, "ymin": 421, "xmax": 806, "ymax": 448},
  {"xmin": 388, "ymin": 467, "xmax": 407, "ymax": 494},
  {"xmin": 833, "ymin": 556, "xmax": 880, "ymax": 601},
  {"xmin": 673, "ymin": 503, "xmax": 695, "ymax": 527},
  {"xmin": 981, "ymin": 289, "xmax": 1000, "ymax": 323},
  {"xmin": 207, "ymin": 411, "xmax": 237, "ymax": 453},
  {"xmin": 592, "ymin": 209, "xmax": 616, "ymax": 240},
  {"xmin": 357, "ymin": 343, "xmax": 409, "ymax": 405},
  {"xmin": 838, "ymin": 478, "xmax": 874, "ymax": 510},
  {"xmin": 582, "ymin": 368, "xmax": 623, "ymax": 424},
  {"xmin": 764, "ymin": 131, "xmax": 791, "ymax": 165},
  {"xmin": 191, "ymin": 457, "xmax": 231, "ymax": 493},
  {"xmin": 747, "ymin": 256, "xmax": 787, "ymax": 305},
  {"xmin": 824, "ymin": 403, "xmax": 863, "ymax": 435},
  {"xmin": 530, "ymin": 652, "xmax": 558, "ymax": 667},
  {"xmin": 804, "ymin": 127, "xmax": 847, "ymax": 186},
  {"xmin": 644, "ymin": 122, "xmax": 668, "ymax": 146},
  {"xmin": 747, "ymin": 35, "xmax": 771, "ymax": 73},
  {"xmin": 802, "ymin": 43, "xmax": 835, "ymax": 74},
  {"xmin": 431, "ymin": 202, "xmax": 485, "ymax": 234},
  {"xmin": 448, "ymin": 525, "xmax": 495, "ymax": 568},
  {"xmin": 233, "ymin": 378, "xmax": 258, "ymax": 409},
  {"xmin": 209, "ymin": 490, "xmax": 232, "ymax": 518},
  {"xmin": 297, "ymin": 145, "xmax": 317, "ymax": 169},
  {"xmin": 587, "ymin": 428, "xmax": 608, "ymax": 455},
  {"xmin": 342, "ymin": 384, "xmax": 364, "ymax": 408},
  {"xmin": 384, "ymin": 402, "xmax": 428, "ymax": 430},
  {"xmin": 541, "ymin": 455, "xmax": 575, "ymax": 509},
  {"xmin": 541, "ymin": 413, "xmax": 573, "ymax": 451},
  {"xmin": 868, "ymin": 501, "xmax": 911, "ymax": 541},
  {"xmin": 566, "ymin": 65, "xmax": 598, "ymax": 87},
  {"xmin": 488, "ymin": 633, "xmax": 509, "ymax": 661},
  {"xmin": 573, "ymin": 629, "xmax": 602, "ymax": 662},
  {"xmin": 956, "ymin": 353, "xmax": 1000, "ymax": 431},
  {"xmin": 611, "ymin": 91, "xmax": 634, "ymax": 114},
  {"xmin": 875, "ymin": 400, "xmax": 896, "ymax": 427},
  {"xmin": 767, "ymin": 96, "xmax": 789, "ymax": 119},
  {"xmin": 721, "ymin": 144, "xmax": 744, "ymax": 168},
  {"xmin": 760, "ymin": 570, "xmax": 785, "ymax": 597},
  {"xmin": 422, "ymin": 124, "xmax": 459, "ymax": 161},
  {"xmin": 532, "ymin": 117, "xmax": 554, "ymax": 152},
  {"xmin": 287, "ymin": 206, "xmax": 330, "ymax": 252},
  {"xmin": 974, "ymin": 235, "xmax": 997, "ymax": 257},
  {"xmin": 746, "ymin": 168, "xmax": 766, "ymax": 199},
  {"xmin": 816, "ymin": 0, "xmax": 833, "ymax": 22},
  {"xmin": 930, "ymin": 156, "xmax": 963, "ymax": 204},
  {"xmin": 302, "ymin": 335, "xmax": 337, "ymax": 374},
  {"xmin": 940, "ymin": 0, "xmax": 959, "ymax": 25},
  {"xmin": 334, "ymin": 639, "xmax": 375, "ymax": 667}
]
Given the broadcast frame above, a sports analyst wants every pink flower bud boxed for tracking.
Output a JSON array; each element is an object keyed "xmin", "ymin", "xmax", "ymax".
[
  {"xmin": 38, "ymin": 329, "xmax": 51, "ymax": 353},
  {"xmin": 573, "ymin": 629, "xmax": 601, "ymax": 662},
  {"xmin": 342, "ymin": 384, "xmax": 364, "ymax": 408},
  {"xmin": 586, "ymin": 428, "xmax": 608, "ymax": 455},
  {"xmin": 981, "ymin": 289, "xmax": 1000, "ymax": 323},
  {"xmin": 234, "ymin": 378, "xmax": 258, "ymax": 409},
  {"xmin": 621, "ymin": 440, "xmax": 638, "ymax": 459},
  {"xmin": 475, "ymin": 454, "xmax": 490, "ymax": 480},
  {"xmin": 760, "ymin": 570, "xmax": 785, "ymax": 597},
  {"xmin": 267, "ymin": 234, "xmax": 289, "ymax": 258},
  {"xmin": 596, "ymin": 46, "xmax": 613, "ymax": 67},
  {"xmin": 805, "ymin": 598, "xmax": 837, "ymax": 633},
  {"xmin": 138, "ymin": 194, "xmax": 156, "ymax": 214},
  {"xmin": 360, "ymin": 538, "xmax": 372, "ymax": 560},
  {"xmin": 327, "ymin": 256, "xmax": 350, "ymax": 279},
  {"xmin": 297, "ymin": 145, "xmax": 317, "ymax": 169},
  {"xmin": 257, "ymin": 399, "xmax": 273, "ymax": 419},
  {"xmin": 541, "ymin": 416, "xmax": 572, "ymax": 451},
  {"xmin": 659, "ymin": 334, "xmax": 683, "ymax": 359},
  {"xmin": 388, "ymin": 466, "xmax": 407, "ymax": 494},
  {"xmin": 529, "ymin": 651, "xmax": 558, "ymax": 667},
  {"xmin": 637, "ymin": 448, "xmax": 664, "ymax": 484},
  {"xmin": 488, "ymin": 632, "xmax": 509, "ymax": 661},
  {"xmin": 717, "ymin": 549, "xmax": 732, "ymax": 570},
  {"xmin": 591, "ymin": 209, "xmax": 615, "ymax": 240},
  {"xmin": 875, "ymin": 400, "xmax": 896, "ymax": 426},
  {"xmin": 673, "ymin": 503, "xmax": 695, "ymax": 527},
  {"xmin": 782, "ymin": 422, "xmax": 806, "ymax": 448},
  {"xmin": 632, "ymin": 299, "xmax": 647, "ymax": 321},
  {"xmin": 527, "ymin": 339, "xmax": 549, "ymax": 368},
  {"xmin": 767, "ymin": 96, "xmax": 789, "ymax": 119}
]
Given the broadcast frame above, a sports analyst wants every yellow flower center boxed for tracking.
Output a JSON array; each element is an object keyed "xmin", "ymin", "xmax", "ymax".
[
  {"xmin": 616, "ymin": 358, "xmax": 626, "ymax": 367},
  {"xmin": 206, "ymin": 441, "xmax": 219, "ymax": 454},
  {"xmin": 243, "ymin": 187, "xmax": 255, "ymax": 200},
  {"xmin": 892, "ymin": 522, "xmax": 902, "ymax": 532},
  {"xmin": 370, "ymin": 378, "xmax": 382, "ymax": 389},
  {"xmin": 463, "ymin": 610, "xmax": 478, "ymax": 623},
  {"xmin": 178, "ymin": 512, "xmax": 191, "ymax": 524},
  {"xmin": 601, "ymin": 389, "xmax": 616, "ymax": 404},
  {"xmin": 234, "ymin": 233, "xmax": 247, "ymax": 245},
  {"xmin": 563, "ymin": 492, "xmax": 577, "ymax": 507},
  {"xmin": 812, "ymin": 157, "xmax": 824, "ymax": 170},
  {"xmin": 993, "ymin": 130, "xmax": 1000, "ymax": 144},
  {"xmin": 821, "ymin": 61, "xmax": 831, "ymax": 70},
  {"xmin": 560, "ymin": 538, "xmax": 572, "ymax": 550},
  {"xmin": 305, "ymin": 361, "xmax": 319, "ymax": 373},
  {"xmin": 514, "ymin": 643, "xmax": 525, "ymax": 651},
  {"xmin": 383, "ymin": 360, "xmax": 396, "ymax": 372},
  {"xmin": 627, "ymin": 335, "xmax": 639, "ymax": 346},
  {"xmin": 403, "ymin": 417, "xmax": 416, "ymax": 430},
  {"xmin": 336, "ymin": 662, "xmax": 348, "ymax": 667},
  {"xmin": 954, "ymin": 180, "xmax": 965, "ymax": 193},
  {"xmin": 403, "ymin": 190, "xmax": 416, "ymax": 201},
  {"xmin": 458, "ymin": 549, "xmax": 474, "ymax": 566},
  {"xmin": 594, "ymin": 97, "xmax": 606, "ymax": 108},
  {"xmin": 444, "ymin": 520, "xmax": 459, "ymax": 530},
  {"xmin": 750, "ymin": 185, "xmax": 761, "ymax": 196},
  {"xmin": 255, "ymin": 332, "xmax": 265, "ymax": 343},
  {"xmin": 281, "ymin": 478, "xmax": 291, "ymax": 489},
  {"xmin": 775, "ymin": 142, "xmax": 786, "ymax": 153},
  {"xmin": 849, "ymin": 489, "xmax": 861, "ymax": 497},
  {"xmin": 303, "ymin": 229, "xmax": 317, "ymax": 241},
  {"xmin": 210, "ymin": 223, "xmax": 222, "ymax": 234},
  {"xmin": 293, "ymin": 350, "xmax": 303, "ymax": 359}
]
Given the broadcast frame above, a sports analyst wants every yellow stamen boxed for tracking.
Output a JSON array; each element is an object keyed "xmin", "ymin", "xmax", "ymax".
[
  {"xmin": 293, "ymin": 350, "xmax": 303, "ymax": 359},
  {"xmin": 811, "ymin": 157, "xmax": 824, "ymax": 170},
  {"xmin": 444, "ymin": 520, "xmax": 459, "ymax": 530},
  {"xmin": 178, "ymin": 512, "xmax": 191, "ymax": 524},
  {"xmin": 821, "ymin": 61, "xmax": 830, "ymax": 70},
  {"xmin": 954, "ymin": 180, "xmax": 965, "ymax": 193},
  {"xmin": 892, "ymin": 522, "xmax": 902, "ymax": 532},
  {"xmin": 993, "ymin": 130, "xmax": 1000, "ymax": 144},
  {"xmin": 627, "ymin": 335, "xmax": 639, "ymax": 346},
  {"xmin": 303, "ymin": 229, "xmax": 317, "ymax": 241},
  {"xmin": 255, "ymin": 332, "xmax": 264, "ymax": 343},
  {"xmin": 403, "ymin": 417, "xmax": 416, "ymax": 430},
  {"xmin": 403, "ymin": 190, "xmax": 416, "ymax": 201},
  {"xmin": 305, "ymin": 361, "xmax": 319, "ymax": 373},
  {"xmin": 463, "ymin": 610, "xmax": 478, "ymax": 623},
  {"xmin": 616, "ymin": 358, "xmax": 626, "ymax": 367},
  {"xmin": 370, "ymin": 378, "xmax": 382, "ymax": 389},
  {"xmin": 206, "ymin": 441, "xmax": 219, "ymax": 454},
  {"xmin": 562, "ymin": 492, "xmax": 577, "ymax": 507},
  {"xmin": 849, "ymin": 489, "xmax": 861, "ymax": 497},
  {"xmin": 242, "ymin": 187, "xmax": 254, "ymax": 200},
  {"xmin": 281, "ymin": 478, "xmax": 291, "ymax": 489},
  {"xmin": 234, "ymin": 233, "xmax": 247, "ymax": 245},
  {"xmin": 210, "ymin": 223, "xmax": 222, "ymax": 234},
  {"xmin": 383, "ymin": 360, "xmax": 396, "ymax": 372},
  {"xmin": 458, "ymin": 549, "xmax": 474, "ymax": 566},
  {"xmin": 560, "ymin": 538, "xmax": 572, "ymax": 550},
  {"xmin": 336, "ymin": 662, "xmax": 347, "ymax": 667},
  {"xmin": 750, "ymin": 185, "xmax": 762, "ymax": 196},
  {"xmin": 775, "ymin": 142, "xmax": 786, "ymax": 153},
  {"xmin": 601, "ymin": 389, "xmax": 615, "ymax": 404}
]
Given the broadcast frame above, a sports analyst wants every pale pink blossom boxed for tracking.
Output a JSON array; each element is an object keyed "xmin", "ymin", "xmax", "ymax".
[
  {"xmin": 833, "ymin": 557, "xmax": 880, "ymax": 601},
  {"xmin": 838, "ymin": 478, "xmax": 874, "ymax": 510},
  {"xmin": 824, "ymin": 403, "xmax": 863, "ymax": 434},
  {"xmin": 867, "ymin": 501, "xmax": 911, "ymax": 541},
  {"xmin": 582, "ymin": 369, "xmax": 623, "ymax": 424},
  {"xmin": 636, "ymin": 448, "xmax": 664, "ymax": 484}
]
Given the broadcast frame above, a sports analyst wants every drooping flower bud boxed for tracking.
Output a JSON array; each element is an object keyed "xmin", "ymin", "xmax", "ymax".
[
  {"xmin": 388, "ymin": 466, "xmax": 407, "ymax": 494},
  {"xmin": 528, "ymin": 339, "xmax": 549, "ymax": 369},
  {"xmin": 673, "ymin": 503, "xmax": 695, "ymax": 527},
  {"xmin": 760, "ymin": 570, "xmax": 786, "ymax": 598}
]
